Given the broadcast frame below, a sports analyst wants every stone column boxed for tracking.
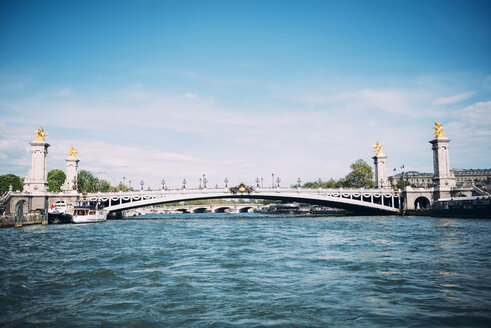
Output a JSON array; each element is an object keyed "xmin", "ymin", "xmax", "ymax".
[
  {"xmin": 62, "ymin": 156, "xmax": 80, "ymax": 193},
  {"xmin": 23, "ymin": 140, "xmax": 50, "ymax": 193},
  {"xmin": 430, "ymin": 137, "xmax": 456, "ymax": 200},
  {"xmin": 373, "ymin": 154, "xmax": 389, "ymax": 189}
]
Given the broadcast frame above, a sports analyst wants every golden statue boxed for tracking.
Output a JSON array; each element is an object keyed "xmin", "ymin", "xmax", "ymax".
[
  {"xmin": 373, "ymin": 141, "xmax": 384, "ymax": 155},
  {"xmin": 69, "ymin": 146, "xmax": 78, "ymax": 158},
  {"xmin": 434, "ymin": 122, "xmax": 446, "ymax": 138},
  {"xmin": 34, "ymin": 126, "xmax": 47, "ymax": 141}
]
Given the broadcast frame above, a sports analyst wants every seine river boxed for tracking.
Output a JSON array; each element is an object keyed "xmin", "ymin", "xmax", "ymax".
[{"xmin": 1, "ymin": 214, "xmax": 490, "ymax": 327}]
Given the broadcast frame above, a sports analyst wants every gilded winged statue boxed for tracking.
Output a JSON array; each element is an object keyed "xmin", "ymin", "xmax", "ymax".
[
  {"xmin": 434, "ymin": 122, "xmax": 446, "ymax": 138},
  {"xmin": 69, "ymin": 147, "xmax": 78, "ymax": 158},
  {"xmin": 34, "ymin": 127, "xmax": 47, "ymax": 141},
  {"xmin": 373, "ymin": 141, "xmax": 383, "ymax": 155}
]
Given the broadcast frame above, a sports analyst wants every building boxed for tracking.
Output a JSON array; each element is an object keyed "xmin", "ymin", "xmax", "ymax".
[{"xmin": 389, "ymin": 169, "xmax": 491, "ymax": 188}]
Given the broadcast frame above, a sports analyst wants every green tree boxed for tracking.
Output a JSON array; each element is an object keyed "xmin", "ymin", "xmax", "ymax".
[
  {"xmin": 339, "ymin": 159, "xmax": 375, "ymax": 188},
  {"xmin": 99, "ymin": 180, "xmax": 111, "ymax": 192},
  {"xmin": 47, "ymin": 169, "xmax": 66, "ymax": 192},
  {"xmin": 0, "ymin": 174, "xmax": 22, "ymax": 193},
  {"xmin": 395, "ymin": 179, "xmax": 410, "ymax": 190},
  {"xmin": 77, "ymin": 170, "xmax": 98, "ymax": 192}
]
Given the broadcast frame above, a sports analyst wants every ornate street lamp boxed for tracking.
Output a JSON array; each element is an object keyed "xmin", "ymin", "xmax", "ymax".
[
  {"xmin": 123, "ymin": 176, "xmax": 126, "ymax": 187},
  {"xmin": 318, "ymin": 178, "xmax": 322, "ymax": 188},
  {"xmin": 224, "ymin": 178, "xmax": 229, "ymax": 188},
  {"xmin": 199, "ymin": 177, "xmax": 202, "ymax": 189},
  {"xmin": 161, "ymin": 179, "xmax": 166, "ymax": 190},
  {"xmin": 140, "ymin": 180, "xmax": 144, "ymax": 191},
  {"xmin": 276, "ymin": 177, "xmax": 281, "ymax": 188},
  {"xmin": 203, "ymin": 174, "xmax": 207, "ymax": 189},
  {"xmin": 261, "ymin": 177, "xmax": 263, "ymax": 188},
  {"xmin": 129, "ymin": 180, "xmax": 132, "ymax": 190},
  {"xmin": 182, "ymin": 178, "xmax": 187, "ymax": 189},
  {"xmin": 272, "ymin": 173, "xmax": 275, "ymax": 188},
  {"xmin": 297, "ymin": 178, "xmax": 301, "ymax": 188},
  {"xmin": 255, "ymin": 177, "xmax": 260, "ymax": 187}
]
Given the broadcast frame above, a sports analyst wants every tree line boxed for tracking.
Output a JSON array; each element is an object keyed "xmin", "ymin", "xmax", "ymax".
[
  {"xmin": 0, "ymin": 169, "xmax": 129, "ymax": 194},
  {"xmin": 1, "ymin": 158, "xmax": 378, "ymax": 194},
  {"xmin": 300, "ymin": 159, "xmax": 375, "ymax": 189}
]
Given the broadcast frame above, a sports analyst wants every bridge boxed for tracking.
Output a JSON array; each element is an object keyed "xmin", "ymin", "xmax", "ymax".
[
  {"xmin": 4, "ymin": 123, "xmax": 482, "ymax": 226},
  {"xmin": 125, "ymin": 203, "xmax": 263, "ymax": 215},
  {"xmin": 85, "ymin": 186, "xmax": 400, "ymax": 214}
]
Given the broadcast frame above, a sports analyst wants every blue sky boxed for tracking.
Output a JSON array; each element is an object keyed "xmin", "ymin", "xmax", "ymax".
[{"xmin": 1, "ymin": 0, "xmax": 490, "ymax": 188}]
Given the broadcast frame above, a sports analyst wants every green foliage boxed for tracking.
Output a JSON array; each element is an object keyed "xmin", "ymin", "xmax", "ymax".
[
  {"xmin": 395, "ymin": 180, "xmax": 410, "ymax": 190},
  {"xmin": 339, "ymin": 159, "xmax": 374, "ymax": 188},
  {"xmin": 77, "ymin": 170, "xmax": 99, "ymax": 192},
  {"xmin": 0, "ymin": 174, "xmax": 22, "ymax": 193},
  {"xmin": 302, "ymin": 159, "xmax": 375, "ymax": 189},
  {"xmin": 47, "ymin": 169, "xmax": 66, "ymax": 192}
]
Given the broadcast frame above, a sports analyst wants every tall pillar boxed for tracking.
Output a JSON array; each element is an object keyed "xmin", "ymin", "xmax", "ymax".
[
  {"xmin": 23, "ymin": 127, "xmax": 50, "ymax": 193},
  {"xmin": 430, "ymin": 123, "xmax": 456, "ymax": 200},
  {"xmin": 372, "ymin": 142, "xmax": 389, "ymax": 189},
  {"xmin": 61, "ymin": 147, "xmax": 79, "ymax": 193}
]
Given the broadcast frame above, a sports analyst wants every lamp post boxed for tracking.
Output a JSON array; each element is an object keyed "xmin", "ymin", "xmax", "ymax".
[
  {"xmin": 255, "ymin": 177, "xmax": 260, "ymax": 188},
  {"xmin": 182, "ymin": 178, "xmax": 187, "ymax": 189},
  {"xmin": 199, "ymin": 178, "xmax": 202, "ymax": 189},
  {"xmin": 129, "ymin": 180, "xmax": 132, "ymax": 190},
  {"xmin": 140, "ymin": 180, "xmax": 144, "ymax": 191},
  {"xmin": 203, "ymin": 174, "xmax": 207, "ymax": 189},
  {"xmin": 261, "ymin": 177, "xmax": 263, "ymax": 188},
  {"xmin": 161, "ymin": 179, "xmax": 166, "ymax": 190},
  {"xmin": 224, "ymin": 178, "xmax": 229, "ymax": 188},
  {"xmin": 318, "ymin": 178, "xmax": 322, "ymax": 188},
  {"xmin": 276, "ymin": 177, "xmax": 281, "ymax": 188},
  {"xmin": 123, "ymin": 176, "xmax": 126, "ymax": 187},
  {"xmin": 297, "ymin": 178, "xmax": 301, "ymax": 188},
  {"xmin": 272, "ymin": 173, "xmax": 275, "ymax": 189}
]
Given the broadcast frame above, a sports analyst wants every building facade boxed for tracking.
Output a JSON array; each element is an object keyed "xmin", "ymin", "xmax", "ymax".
[{"xmin": 389, "ymin": 169, "xmax": 491, "ymax": 188}]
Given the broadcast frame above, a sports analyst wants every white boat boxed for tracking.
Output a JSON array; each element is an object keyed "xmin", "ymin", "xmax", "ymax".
[{"xmin": 72, "ymin": 200, "xmax": 108, "ymax": 223}]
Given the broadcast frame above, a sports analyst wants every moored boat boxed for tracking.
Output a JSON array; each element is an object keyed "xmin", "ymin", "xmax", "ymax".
[
  {"xmin": 48, "ymin": 200, "xmax": 73, "ymax": 224},
  {"xmin": 72, "ymin": 200, "xmax": 108, "ymax": 223}
]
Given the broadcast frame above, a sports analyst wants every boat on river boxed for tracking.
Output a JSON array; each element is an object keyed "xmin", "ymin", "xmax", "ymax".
[
  {"xmin": 72, "ymin": 200, "xmax": 108, "ymax": 223},
  {"xmin": 48, "ymin": 201, "xmax": 72, "ymax": 224}
]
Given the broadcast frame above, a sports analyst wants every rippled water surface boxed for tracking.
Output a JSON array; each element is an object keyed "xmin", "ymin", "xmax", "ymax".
[{"xmin": 1, "ymin": 214, "xmax": 490, "ymax": 327}]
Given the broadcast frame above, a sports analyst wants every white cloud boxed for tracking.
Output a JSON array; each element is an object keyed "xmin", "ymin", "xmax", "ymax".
[
  {"xmin": 185, "ymin": 93, "xmax": 198, "ymax": 99},
  {"xmin": 432, "ymin": 91, "xmax": 475, "ymax": 106}
]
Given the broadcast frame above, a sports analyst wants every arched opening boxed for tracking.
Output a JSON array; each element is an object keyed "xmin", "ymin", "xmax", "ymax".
[
  {"xmin": 214, "ymin": 207, "xmax": 231, "ymax": 213},
  {"xmin": 176, "ymin": 208, "xmax": 190, "ymax": 213},
  {"xmin": 193, "ymin": 207, "xmax": 209, "ymax": 213},
  {"xmin": 414, "ymin": 196, "xmax": 430, "ymax": 210},
  {"xmin": 239, "ymin": 207, "xmax": 253, "ymax": 213}
]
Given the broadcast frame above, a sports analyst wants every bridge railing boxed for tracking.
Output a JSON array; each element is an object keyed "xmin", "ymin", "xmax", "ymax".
[{"xmin": 87, "ymin": 187, "xmax": 398, "ymax": 198}]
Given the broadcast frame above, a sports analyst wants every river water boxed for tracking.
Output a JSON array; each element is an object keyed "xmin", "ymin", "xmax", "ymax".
[{"xmin": 1, "ymin": 214, "xmax": 490, "ymax": 327}]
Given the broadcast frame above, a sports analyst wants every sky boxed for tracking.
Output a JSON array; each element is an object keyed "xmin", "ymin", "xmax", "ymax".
[{"xmin": 1, "ymin": 0, "xmax": 490, "ymax": 189}]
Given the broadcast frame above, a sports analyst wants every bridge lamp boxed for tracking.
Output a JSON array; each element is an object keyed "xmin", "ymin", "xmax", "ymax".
[
  {"xmin": 261, "ymin": 177, "xmax": 263, "ymax": 187},
  {"xmin": 203, "ymin": 174, "xmax": 207, "ymax": 189},
  {"xmin": 272, "ymin": 173, "xmax": 275, "ymax": 188},
  {"xmin": 318, "ymin": 178, "xmax": 322, "ymax": 188},
  {"xmin": 199, "ymin": 178, "xmax": 202, "ymax": 189},
  {"xmin": 276, "ymin": 177, "xmax": 281, "ymax": 188},
  {"xmin": 255, "ymin": 177, "xmax": 260, "ymax": 187},
  {"xmin": 224, "ymin": 178, "xmax": 229, "ymax": 188},
  {"xmin": 140, "ymin": 180, "xmax": 144, "ymax": 191},
  {"xmin": 297, "ymin": 178, "xmax": 301, "ymax": 188},
  {"xmin": 182, "ymin": 178, "xmax": 187, "ymax": 189},
  {"xmin": 123, "ymin": 176, "xmax": 126, "ymax": 186},
  {"xmin": 161, "ymin": 179, "xmax": 166, "ymax": 190}
]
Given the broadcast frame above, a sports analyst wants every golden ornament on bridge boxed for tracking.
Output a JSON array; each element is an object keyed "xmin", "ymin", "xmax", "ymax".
[
  {"xmin": 34, "ymin": 126, "xmax": 47, "ymax": 141},
  {"xmin": 434, "ymin": 122, "xmax": 446, "ymax": 139}
]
